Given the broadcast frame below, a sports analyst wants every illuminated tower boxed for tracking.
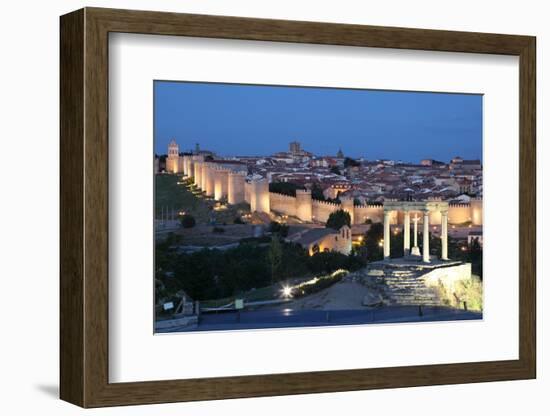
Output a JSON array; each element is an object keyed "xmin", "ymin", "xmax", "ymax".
[
  {"xmin": 340, "ymin": 196, "xmax": 355, "ymax": 225},
  {"xmin": 167, "ymin": 139, "xmax": 180, "ymax": 173},
  {"xmin": 250, "ymin": 179, "xmax": 270, "ymax": 214},
  {"xmin": 228, "ymin": 172, "xmax": 246, "ymax": 204},
  {"xmin": 295, "ymin": 189, "xmax": 312, "ymax": 222}
]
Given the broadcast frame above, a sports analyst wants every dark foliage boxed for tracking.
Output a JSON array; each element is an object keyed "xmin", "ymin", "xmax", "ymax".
[
  {"xmin": 155, "ymin": 235, "xmax": 365, "ymax": 302},
  {"xmin": 363, "ymin": 222, "xmax": 383, "ymax": 261},
  {"xmin": 343, "ymin": 157, "xmax": 360, "ymax": 168},
  {"xmin": 268, "ymin": 221, "xmax": 289, "ymax": 237},
  {"xmin": 326, "ymin": 209, "xmax": 351, "ymax": 230},
  {"xmin": 269, "ymin": 181, "xmax": 305, "ymax": 197},
  {"xmin": 179, "ymin": 214, "xmax": 196, "ymax": 228}
]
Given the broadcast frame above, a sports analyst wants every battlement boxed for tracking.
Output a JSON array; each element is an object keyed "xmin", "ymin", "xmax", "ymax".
[
  {"xmin": 312, "ymin": 199, "xmax": 341, "ymax": 208},
  {"xmin": 269, "ymin": 191, "xmax": 297, "ymax": 200},
  {"xmin": 355, "ymin": 203, "xmax": 384, "ymax": 208}
]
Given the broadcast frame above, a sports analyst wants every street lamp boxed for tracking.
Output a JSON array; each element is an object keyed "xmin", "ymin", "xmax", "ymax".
[{"xmin": 281, "ymin": 286, "xmax": 292, "ymax": 298}]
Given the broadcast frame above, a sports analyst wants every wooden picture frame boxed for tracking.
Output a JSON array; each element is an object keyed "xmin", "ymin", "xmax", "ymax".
[{"xmin": 60, "ymin": 7, "xmax": 536, "ymax": 408}]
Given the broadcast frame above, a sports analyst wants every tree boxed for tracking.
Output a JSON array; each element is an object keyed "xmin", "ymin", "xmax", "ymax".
[
  {"xmin": 311, "ymin": 244, "xmax": 320, "ymax": 255},
  {"xmin": 179, "ymin": 214, "xmax": 196, "ymax": 228},
  {"xmin": 267, "ymin": 236, "xmax": 283, "ymax": 284},
  {"xmin": 269, "ymin": 181, "xmax": 304, "ymax": 196},
  {"xmin": 363, "ymin": 222, "xmax": 383, "ymax": 261},
  {"xmin": 344, "ymin": 157, "xmax": 360, "ymax": 168},
  {"xmin": 326, "ymin": 209, "xmax": 351, "ymax": 230},
  {"xmin": 468, "ymin": 238, "xmax": 483, "ymax": 279},
  {"xmin": 310, "ymin": 183, "xmax": 325, "ymax": 201},
  {"xmin": 330, "ymin": 166, "xmax": 341, "ymax": 175},
  {"xmin": 268, "ymin": 221, "xmax": 289, "ymax": 237}
]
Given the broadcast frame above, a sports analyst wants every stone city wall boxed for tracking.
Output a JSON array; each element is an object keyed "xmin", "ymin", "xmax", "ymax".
[
  {"xmin": 185, "ymin": 159, "xmax": 482, "ymax": 225},
  {"xmin": 311, "ymin": 199, "xmax": 341, "ymax": 223},
  {"xmin": 269, "ymin": 192, "xmax": 298, "ymax": 217}
]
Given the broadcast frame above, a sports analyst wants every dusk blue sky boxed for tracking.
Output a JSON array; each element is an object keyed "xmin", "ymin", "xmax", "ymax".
[{"xmin": 154, "ymin": 81, "xmax": 482, "ymax": 163}]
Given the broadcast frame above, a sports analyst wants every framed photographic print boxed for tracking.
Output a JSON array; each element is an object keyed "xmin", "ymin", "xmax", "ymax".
[{"xmin": 60, "ymin": 7, "xmax": 536, "ymax": 408}]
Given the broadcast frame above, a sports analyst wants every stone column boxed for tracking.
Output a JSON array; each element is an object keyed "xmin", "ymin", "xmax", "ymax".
[
  {"xmin": 383, "ymin": 211, "xmax": 391, "ymax": 259},
  {"xmin": 441, "ymin": 210, "xmax": 449, "ymax": 260},
  {"xmin": 422, "ymin": 210, "xmax": 430, "ymax": 263},
  {"xmin": 403, "ymin": 211, "xmax": 411, "ymax": 255}
]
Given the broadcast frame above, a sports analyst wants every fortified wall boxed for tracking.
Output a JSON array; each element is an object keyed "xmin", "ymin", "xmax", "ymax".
[
  {"xmin": 182, "ymin": 158, "xmax": 482, "ymax": 226},
  {"xmin": 268, "ymin": 190, "xmax": 482, "ymax": 226}
]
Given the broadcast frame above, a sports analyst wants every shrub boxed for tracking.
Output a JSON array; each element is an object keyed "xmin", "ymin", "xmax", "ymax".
[
  {"xmin": 268, "ymin": 221, "xmax": 289, "ymax": 237},
  {"xmin": 180, "ymin": 214, "xmax": 196, "ymax": 229}
]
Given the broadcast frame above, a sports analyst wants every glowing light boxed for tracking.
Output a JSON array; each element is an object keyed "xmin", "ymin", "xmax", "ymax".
[
  {"xmin": 281, "ymin": 286, "xmax": 293, "ymax": 298},
  {"xmin": 357, "ymin": 236, "xmax": 364, "ymax": 243}
]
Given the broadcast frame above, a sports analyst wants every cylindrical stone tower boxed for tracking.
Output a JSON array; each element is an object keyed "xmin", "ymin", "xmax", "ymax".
[
  {"xmin": 182, "ymin": 155, "xmax": 189, "ymax": 176},
  {"xmin": 201, "ymin": 162, "xmax": 208, "ymax": 192},
  {"xmin": 228, "ymin": 172, "xmax": 246, "ymax": 204},
  {"xmin": 295, "ymin": 189, "xmax": 312, "ymax": 222},
  {"xmin": 470, "ymin": 198, "xmax": 483, "ymax": 226},
  {"xmin": 205, "ymin": 163, "xmax": 216, "ymax": 197},
  {"xmin": 340, "ymin": 196, "xmax": 355, "ymax": 225},
  {"xmin": 194, "ymin": 161, "xmax": 202, "ymax": 188},
  {"xmin": 250, "ymin": 179, "xmax": 270, "ymax": 214},
  {"xmin": 214, "ymin": 168, "xmax": 229, "ymax": 201}
]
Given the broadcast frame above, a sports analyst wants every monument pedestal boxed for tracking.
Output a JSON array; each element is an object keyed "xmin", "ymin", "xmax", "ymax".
[{"xmin": 410, "ymin": 246, "xmax": 421, "ymax": 256}]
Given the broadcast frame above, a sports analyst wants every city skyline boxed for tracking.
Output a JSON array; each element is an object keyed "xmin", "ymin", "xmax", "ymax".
[{"xmin": 154, "ymin": 81, "xmax": 483, "ymax": 163}]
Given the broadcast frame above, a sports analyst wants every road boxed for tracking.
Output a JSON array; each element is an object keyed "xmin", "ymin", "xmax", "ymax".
[{"xmin": 157, "ymin": 305, "xmax": 481, "ymax": 333}]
